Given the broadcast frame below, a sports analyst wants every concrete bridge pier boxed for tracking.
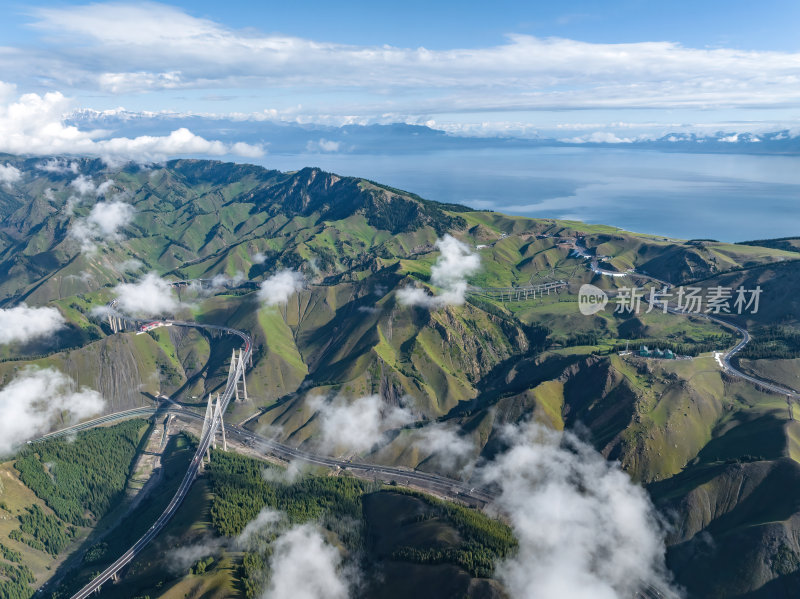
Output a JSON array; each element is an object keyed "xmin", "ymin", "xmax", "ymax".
[{"xmin": 231, "ymin": 349, "xmax": 248, "ymax": 402}]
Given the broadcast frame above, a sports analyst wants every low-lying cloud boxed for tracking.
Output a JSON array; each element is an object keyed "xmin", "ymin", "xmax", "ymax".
[
  {"xmin": 167, "ymin": 538, "xmax": 226, "ymax": 574},
  {"xmin": 258, "ymin": 269, "xmax": 305, "ymax": 306},
  {"xmin": 306, "ymin": 138, "xmax": 341, "ymax": 153},
  {"xmin": 265, "ymin": 523, "xmax": 351, "ymax": 599},
  {"xmin": 189, "ymin": 271, "xmax": 246, "ymax": 296},
  {"xmin": 0, "ymin": 304, "xmax": 66, "ymax": 345},
  {"xmin": 480, "ymin": 421, "xmax": 679, "ymax": 599},
  {"xmin": 262, "ymin": 461, "xmax": 306, "ymax": 486},
  {"xmin": 236, "ymin": 507, "xmax": 285, "ymax": 551},
  {"xmin": 112, "ymin": 272, "xmax": 181, "ymax": 316},
  {"xmin": 233, "ymin": 507, "xmax": 354, "ymax": 599},
  {"xmin": 69, "ymin": 175, "xmax": 115, "ymax": 198},
  {"xmin": 0, "ymin": 367, "xmax": 105, "ymax": 454},
  {"xmin": 309, "ymin": 394, "xmax": 415, "ymax": 455},
  {"xmin": 70, "ymin": 199, "xmax": 135, "ymax": 252},
  {"xmin": 398, "ymin": 234, "xmax": 480, "ymax": 308},
  {"xmin": 413, "ymin": 422, "xmax": 474, "ymax": 471},
  {"xmin": 0, "ymin": 163, "xmax": 22, "ymax": 189},
  {"xmin": 38, "ymin": 158, "xmax": 80, "ymax": 174}
]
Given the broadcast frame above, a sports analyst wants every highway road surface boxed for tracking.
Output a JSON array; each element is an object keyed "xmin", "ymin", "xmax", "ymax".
[
  {"xmin": 57, "ymin": 272, "xmax": 786, "ymax": 599},
  {"xmin": 68, "ymin": 318, "xmax": 252, "ymax": 599},
  {"xmin": 65, "ymin": 313, "xmax": 494, "ymax": 598},
  {"xmin": 627, "ymin": 270, "xmax": 799, "ymax": 399},
  {"xmin": 31, "ymin": 407, "xmax": 158, "ymax": 442}
]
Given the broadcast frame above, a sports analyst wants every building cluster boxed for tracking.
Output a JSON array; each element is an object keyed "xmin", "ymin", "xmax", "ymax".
[{"xmin": 638, "ymin": 345, "xmax": 675, "ymax": 359}]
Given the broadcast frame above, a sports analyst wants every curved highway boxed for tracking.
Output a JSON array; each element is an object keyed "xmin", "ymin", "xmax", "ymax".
[
  {"xmin": 625, "ymin": 271, "xmax": 799, "ymax": 399},
  {"xmin": 69, "ymin": 317, "xmax": 252, "ymax": 599},
  {"xmin": 63, "ymin": 269, "xmax": 759, "ymax": 599},
  {"xmin": 67, "ymin": 306, "xmax": 494, "ymax": 597}
]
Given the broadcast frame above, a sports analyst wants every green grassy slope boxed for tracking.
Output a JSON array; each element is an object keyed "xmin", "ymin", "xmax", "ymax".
[{"xmin": 1, "ymin": 157, "xmax": 800, "ymax": 597}]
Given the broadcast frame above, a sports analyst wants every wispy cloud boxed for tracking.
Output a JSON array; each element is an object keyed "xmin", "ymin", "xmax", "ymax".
[
  {"xmin": 236, "ymin": 507, "xmax": 285, "ymax": 550},
  {"xmin": 306, "ymin": 139, "xmax": 341, "ymax": 153},
  {"xmin": 0, "ymin": 367, "xmax": 105, "ymax": 454},
  {"xmin": 413, "ymin": 422, "xmax": 474, "ymax": 471},
  {"xmin": 309, "ymin": 394, "xmax": 416, "ymax": 455},
  {"xmin": 264, "ymin": 523, "xmax": 352, "ymax": 599},
  {"xmin": 480, "ymin": 421, "xmax": 679, "ymax": 599},
  {"xmin": 11, "ymin": 2, "xmax": 800, "ymax": 115},
  {"xmin": 233, "ymin": 507, "xmax": 354, "ymax": 599},
  {"xmin": 0, "ymin": 163, "xmax": 22, "ymax": 189},
  {"xmin": 167, "ymin": 538, "xmax": 226, "ymax": 575},
  {"xmin": 188, "ymin": 271, "xmax": 246, "ymax": 296},
  {"xmin": 0, "ymin": 304, "xmax": 66, "ymax": 345},
  {"xmin": 398, "ymin": 234, "xmax": 480, "ymax": 308},
  {"xmin": 70, "ymin": 175, "xmax": 115, "ymax": 197},
  {"xmin": 69, "ymin": 199, "xmax": 135, "ymax": 252},
  {"xmin": 37, "ymin": 158, "xmax": 80, "ymax": 174}
]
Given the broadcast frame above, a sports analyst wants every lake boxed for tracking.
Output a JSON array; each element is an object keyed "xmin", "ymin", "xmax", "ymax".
[{"xmin": 252, "ymin": 147, "xmax": 800, "ymax": 242}]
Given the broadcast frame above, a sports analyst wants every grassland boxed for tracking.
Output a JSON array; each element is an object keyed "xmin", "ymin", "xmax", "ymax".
[{"xmin": 2, "ymin": 158, "xmax": 800, "ymax": 597}]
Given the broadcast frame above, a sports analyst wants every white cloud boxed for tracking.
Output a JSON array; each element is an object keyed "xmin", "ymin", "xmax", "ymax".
[
  {"xmin": 252, "ymin": 252, "xmax": 267, "ymax": 264},
  {"xmin": 413, "ymin": 423, "xmax": 474, "ymax": 470},
  {"xmin": 210, "ymin": 271, "xmax": 245, "ymax": 289},
  {"xmin": 96, "ymin": 179, "xmax": 114, "ymax": 196},
  {"xmin": 168, "ymin": 538, "xmax": 226, "ymax": 574},
  {"xmin": 115, "ymin": 258, "xmax": 144, "ymax": 272},
  {"xmin": 479, "ymin": 421, "xmax": 678, "ymax": 599},
  {"xmin": 261, "ymin": 461, "xmax": 306, "ymax": 486},
  {"xmin": 10, "ymin": 3, "xmax": 800, "ymax": 114},
  {"xmin": 70, "ymin": 175, "xmax": 97, "ymax": 195},
  {"xmin": 397, "ymin": 234, "xmax": 480, "ymax": 308},
  {"xmin": 309, "ymin": 394, "xmax": 415, "ymax": 454},
  {"xmin": 0, "ymin": 304, "xmax": 66, "ymax": 345},
  {"xmin": 305, "ymin": 138, "xmax": 341, "ymax": 153},
  {"xmin": 0, "ymin": 367, "xmax": 105, "ymax": 454},
  {"xmin": 70, "ymin": 199, "xmax": 135, "ymax": 252},
  {"xmin": 564, "ymin": 131, "xmax": 635, "ymax": 144},
  {"xmin": 0, "ymin": 163, "xmax": 21, "ymax": 189},
  {"xmin": 237, "ymin": 507, "xmax": 285, "ymax": 550},
  {"xmin": 188, "ymin": 271, "xmax": 245, "ymax": 296},
  {"xmin": 258, "ymin": 269, "xmax": 305, "ymax": 306},
  {"xmin": 0, "ymin": 85, "xmax": 263, "ymax": 161},
  {"xmin": 264, "ymin": 524, "xmax": 351, "ymax": 599},
  {"xmin": 38, "ymin": 158, "xmax": 80, "ymax": 174},
  {"xmin": 112, "ymin": 272, "xmax": 181, "ymax": 316}
]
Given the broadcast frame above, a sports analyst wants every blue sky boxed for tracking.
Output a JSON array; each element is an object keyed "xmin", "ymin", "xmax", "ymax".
[
  {"xmin": 6, "ymin": 0, "xmax": 800, "ymax": 51},
  {"xmin": 0, "ymin": 1, "xmax": 799, "ymax": 159}
]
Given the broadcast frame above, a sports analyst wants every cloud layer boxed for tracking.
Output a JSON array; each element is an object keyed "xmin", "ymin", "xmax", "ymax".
[
  {"xmin": 233, "ymin": 507, "xmax": 354, "ymax": 599},
  {"xmin": 70, "ymin": 199, "xmax": 135, "ymax": 251},
  {"xmin": 7, "ymin": 2, "xmax": 800, "ymax": 116},
  {"xmin": 413, "ymin": 422, "xmax": 474, "ymax": 471},
  {"xmin": 113, "ymin": 272, "xmax": 181, "ymax": 316},
  {"xmin": 258, "ymin": 270, "xmax": 305, "ymax": 307},
  {"xmin": 0, "ymin": 367, "xmax": 105, "ymax": 454},
  {"xmin": 0, "ymin": 83, "xmax": 263, "ymax": 161},
  {"xmin": 398, "ymin": 234, "xmax": 480, "ymax": 308},
  {"xmin": 264, "ymin": 523, "xmax": 350, "ymax": 599},
  {"xmin": 480, "ymin": 421, "xmax": 678, "ymax": 599},
  {"xmin": 0, "ymin": 163, "xmax": 22, "ymax": 189},
  {"xmin": 309, "ymin": 394, "xmax": 415, "ymax": 454},
  {"xmin": 0, "ymin": 304, "xmax": 66, "ymax": 345}
]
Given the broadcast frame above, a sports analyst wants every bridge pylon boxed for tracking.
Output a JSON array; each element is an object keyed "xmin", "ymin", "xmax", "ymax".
[
  {"xmin": 201, "ymin": 392, "xmax": 227, "ymax": 464},
  {"xmin": 107, "ymin": 313, "xmax": 124, "ymax": 333},
  {"xmin": 230, "ymin": 349, "xmax": 248, "ymax": 402}
]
